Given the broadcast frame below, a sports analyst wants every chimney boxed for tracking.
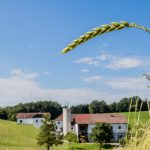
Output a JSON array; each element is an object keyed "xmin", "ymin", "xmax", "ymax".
[{"xmin": 63, "ymin": 107, "xmax": 71, "ymax": 135}]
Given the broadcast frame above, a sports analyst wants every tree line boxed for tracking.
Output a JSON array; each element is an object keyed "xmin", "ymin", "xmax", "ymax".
[
  {"xmin": 0, "ymin": 96, "xmax": 149, "ymax": 121},
  {"xmin": 71, "ymin": 96, "xmax": 149, "ymax": 114}
]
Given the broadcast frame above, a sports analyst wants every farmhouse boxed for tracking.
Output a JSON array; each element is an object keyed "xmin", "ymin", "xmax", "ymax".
[
  {"xmin": 16, "ymin": 112, "xmax": 50, "ymax": 128},
  {"xmin": 54, "ymin": 107, "xmax": 128, "ymax": 142}
]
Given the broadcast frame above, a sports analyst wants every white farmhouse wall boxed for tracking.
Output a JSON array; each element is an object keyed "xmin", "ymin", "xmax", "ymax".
[
  {"xmin": 88, "ymin": 123, "xmax": 127, "ymax": 134},
  {"xmin": 55, "ymin": 121, "xmax": 63, "ymax": 132},
  {"xmin": 112, "ymin": 123, "xmax": 127, "ymax": 142},
  {"xmin": 17, "ymin": 118, "xmax": 33, "ymax": 124},
  {"xmin": 33, "ymin": 118, "xmax": 44, "ymax": 128},
  {"xmin": 75, "ymin": 124, "xmax": 79, "ymax": 135},
  {"xmin": 17, "ymin": 118, "xmax": 45, "ymax": 128},
  {"xmin": 87, "ymin": 124, "xmax": 95, "ymax": 134},
  {"xmin": 111, "ymin": 123, "xmax": 127, "ymax": 133}
]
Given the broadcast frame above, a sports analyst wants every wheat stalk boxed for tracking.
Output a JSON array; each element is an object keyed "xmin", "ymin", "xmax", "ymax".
[{"xmin": 60, "ymin": 21, "xmax": 150, "ymax": 54}]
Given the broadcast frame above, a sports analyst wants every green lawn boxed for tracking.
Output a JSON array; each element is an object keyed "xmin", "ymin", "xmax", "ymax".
[{"xmin": 121, "ymin": 111, "xmax": 150, "ymax": 126}]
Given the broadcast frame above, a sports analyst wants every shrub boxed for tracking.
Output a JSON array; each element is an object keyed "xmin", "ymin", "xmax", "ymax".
[{"xmin": 64, "ymin": 132, "xmax": 78, "ymax": 144}]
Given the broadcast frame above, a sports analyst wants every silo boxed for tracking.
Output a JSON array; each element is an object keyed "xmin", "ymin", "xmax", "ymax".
[{"xmin": 63, "ymin": 107, "xmax": 71, "ymax": 135}]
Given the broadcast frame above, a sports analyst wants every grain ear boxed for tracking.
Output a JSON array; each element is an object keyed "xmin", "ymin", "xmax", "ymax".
[{"xmin": 60, "ymin": 21, "xmax": 150, "ymax": 54}]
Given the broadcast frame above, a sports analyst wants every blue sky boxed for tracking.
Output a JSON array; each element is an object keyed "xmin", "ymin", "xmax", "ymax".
[{"xmin": 0, "ymin": 0, "xmax": 150, "ymax": 106}]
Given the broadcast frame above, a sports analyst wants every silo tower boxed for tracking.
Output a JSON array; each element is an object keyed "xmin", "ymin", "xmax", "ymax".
[{"xmin": 63, "ymin": 106, "xmax": 71, "ymax": 135}]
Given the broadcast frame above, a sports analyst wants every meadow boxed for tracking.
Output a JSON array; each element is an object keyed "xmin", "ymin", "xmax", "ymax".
[{"xmin": 121, "ymin": 111, "xmax": 149, "ymax": 126}]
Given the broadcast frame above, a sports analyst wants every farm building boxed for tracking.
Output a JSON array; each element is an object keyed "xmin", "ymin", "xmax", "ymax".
[
  {"xmin": 16, "ymin": 112, "xmax": 50, "ymax": 128},
  {"xmin": 54, "ymin": 107, "xmax": 128, "ymax": 142}
]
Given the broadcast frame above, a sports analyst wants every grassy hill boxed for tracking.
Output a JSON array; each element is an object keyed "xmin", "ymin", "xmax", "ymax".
[{"xmin": 0, "ymin": 119, "xmax": 45, "ymax": 150}]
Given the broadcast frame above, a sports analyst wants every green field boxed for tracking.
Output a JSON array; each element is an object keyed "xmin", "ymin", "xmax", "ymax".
[
  {"xmin": 0, "ymin": 111, "xmax": 149, "ymax": 150},
  {"xmin": 121, "ymin": 111, "xmax": 150, "ymax": 126}
]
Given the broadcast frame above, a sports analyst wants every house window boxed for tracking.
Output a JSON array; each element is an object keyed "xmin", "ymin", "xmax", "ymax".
[
  {"xmin": 20, "ymin": 120, "xmax": 23, "ymax": 123},
  {"xmin": 57, "ymin": 121, "xmax": 60, "ymax": 124},
  {"xmin": 36, "ymin": 120, "xmax": 38, "ymax": 123},
  {"xmin": 118, "ymin": 126, "xmax": 121, "ymax": 129}
]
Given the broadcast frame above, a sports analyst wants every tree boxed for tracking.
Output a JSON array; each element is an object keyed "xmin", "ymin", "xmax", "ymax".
[
  {"xmin": 64, "ymin": 132, "xmax": 78, "ymax": 144},
  {"xmin": 71, "ymin": 104, "xmax": 89, "ymax": 114},
  {"xmin": 117, "ymin": 98, "xmax": 130, "ymax": 112},
  {"xmin": 37, "ymin": 115, "xmax": 63, "ymax": 150},
  {"xmin": 89, "ymin": 100, "xmax": 109, "ymax": 113},
  {"xmin": 109, "ymin": 102, "xmax": 118, "ymax": 112},
  {"xmin": 90, "ymin": 123, "xmax": 113, "ymax": 150},
  {"xmin": 0, "ymin": 108, "xmax": 8, "ymax": 120}
]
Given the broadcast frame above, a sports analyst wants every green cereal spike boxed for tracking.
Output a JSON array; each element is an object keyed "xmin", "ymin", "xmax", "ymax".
[{"xmin": 61, "ymin": 21, "xmax": 150, "ymax": 54}]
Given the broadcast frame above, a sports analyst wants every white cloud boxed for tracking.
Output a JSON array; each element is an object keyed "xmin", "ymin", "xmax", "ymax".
[
  {"xmin": 23, "ymin": 73, "xmax": 39, "ymax": 80},
  {"xmin": 106, "ymin": 57, "xmax": 145, "ymax": 70},
  {"xmin": 74, "ymin": 51, "xmax": 150, "ymax": 70},
  {"xmin": 97, "ymin": 54, "xmax": 109, "ymax": 61},
  {"xmin": 103, "ymin": 76, "xmax": 148, "ymax": 90},
  {"xmin": 11, "ymin": 68, "xmax": 39, "ymax": 80},
  {"xmin": 0, "ymin": 74, "xmax": 149, "ymax": 107},
  {"xmin": 82, "ymin": 75, "xmax": 103, "ymax": 83},
  {"xmin": 96, "ymin": 52, "xmax": 112, "ymax": 61},
  {"xmin": 11, "ymin": 69, "xmax": 24, "ymax": 76},
  {"xmin": 81, "ymin": 74, "xmax": 150, "ymax": 91},
  {"xmin": 74, "ymin": 57, "xmax": 99, "ymax": 66},
  {"xmin": 81, "ymin": 69, "xmax": 90, "ymax": 73},
  {"xmin": 0, "ymin": 75, "xmax": 109, "ymax": 106}
]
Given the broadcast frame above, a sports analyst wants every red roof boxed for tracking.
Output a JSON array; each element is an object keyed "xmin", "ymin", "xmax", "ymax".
[
  {"xmin": 54, "ymin": 113, "xmax": 127, "ymax": 124},
  {"xmin": 16, "ymin": 112, "xmax": 50, "ymax": 119}
]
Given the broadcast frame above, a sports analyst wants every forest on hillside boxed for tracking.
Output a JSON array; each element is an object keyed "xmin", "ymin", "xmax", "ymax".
[{"xmin": 0, "ymin": 96, "xmax": 149, "ymax": 121}]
